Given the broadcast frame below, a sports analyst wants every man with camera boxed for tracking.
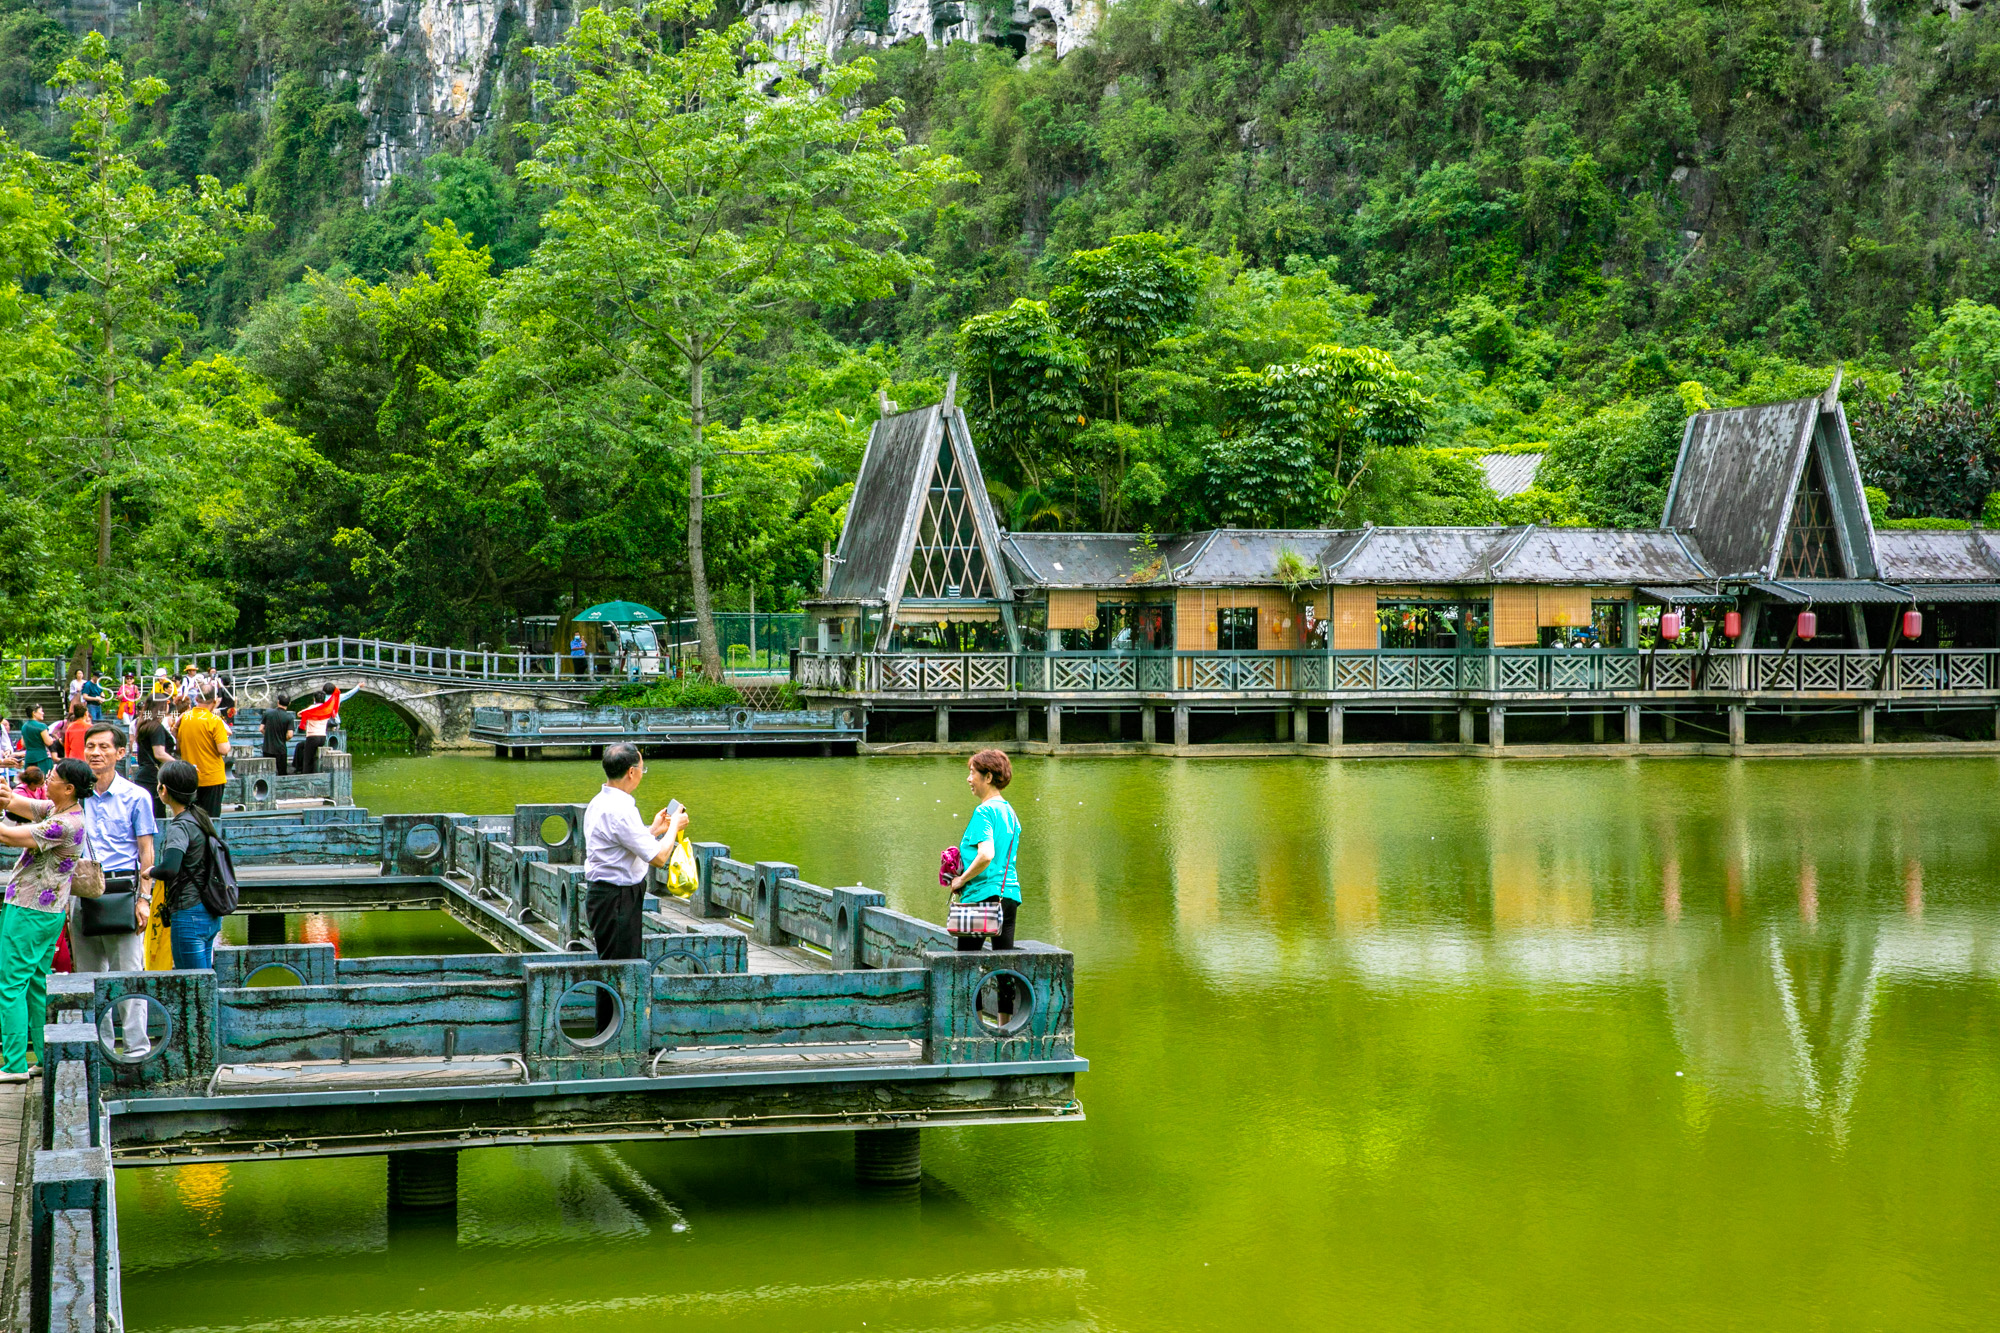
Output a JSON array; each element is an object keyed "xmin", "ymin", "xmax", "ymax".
[{"xmin": 75, "ymin": 722, "xmax": 158, "ymax": 1056}]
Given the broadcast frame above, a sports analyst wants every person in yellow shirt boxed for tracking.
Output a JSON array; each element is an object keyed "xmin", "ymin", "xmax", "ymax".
[{"xmin": 175, "ymin": 689, "xmax": 232, "ymax": 816}]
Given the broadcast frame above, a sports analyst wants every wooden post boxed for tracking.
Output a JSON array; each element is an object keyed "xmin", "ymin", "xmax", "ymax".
[
  {"xmin": 1860, "ymin": 703, "xmax": 1875, "ymax": 744},
  {"xmin": 1457, "ymin": 706, "xmax": 1475, "ymax": 745},
  {"xmin": 1624, "ymin": 705, "xmax": 1641, "ymax": 745},
  {"xmin": 1328, "ymin": 705, "xmax": 1344, "ymax": 746},
  {"xmin": 934, "ymin": 706, "xmax": 949, "ymax": 745},
  {"xmin": 1141, "ymin": 706, "xmax": 1157, "ymax": 743},
  {"xmin": 1173, "ymin": 705, "xmax": 1190, "ymax": 747},
  {"xmin": 1488, "ymin": 704, "xmax": 1505, "ymax": 749},
  {"xmin": 1045, "ymin": 704, "xmax": 1061, "ymax": 749},
  {"xmin": 1729, "ymin": 704, "xmax": 1747, "ymax": 748}
]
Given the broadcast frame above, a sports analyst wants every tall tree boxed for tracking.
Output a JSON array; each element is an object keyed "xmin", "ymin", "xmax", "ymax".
[
  {"xmin": 488, "ymin": 0, "xmax": 968, "ymax": 677},
  {"xmin": 34, "ymin": 31, "xmax": 263, "ymax": 571}
]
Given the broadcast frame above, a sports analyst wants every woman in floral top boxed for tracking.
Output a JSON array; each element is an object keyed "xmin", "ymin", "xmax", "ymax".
[{"xmin": 0, "ymin": 757, "xmax": 94, "ymax": 1079}]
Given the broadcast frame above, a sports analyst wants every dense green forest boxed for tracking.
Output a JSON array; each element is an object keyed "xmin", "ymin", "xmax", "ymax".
[{"xmin": 7, "ymin": 0, "xmax": 2000, "ymax": 659}]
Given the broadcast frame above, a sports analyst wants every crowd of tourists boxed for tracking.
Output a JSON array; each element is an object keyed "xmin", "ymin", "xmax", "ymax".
[{"xmin": 0, "ymin": 664, "xmax": 341, "ymax": 1080}]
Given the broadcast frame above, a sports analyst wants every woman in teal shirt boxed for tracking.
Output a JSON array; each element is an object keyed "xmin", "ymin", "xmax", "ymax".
[{"xmin": 946, "ymin": 748, "xmax": 1022, "ymax": 955}]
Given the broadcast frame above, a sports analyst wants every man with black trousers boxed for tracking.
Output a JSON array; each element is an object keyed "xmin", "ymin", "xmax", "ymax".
[
  {"xmin": 260, "ymin": 703, "xmax": 296, "ymax": 776},
  {"xmin": 582, "ymin": 744, "xmax": 689, "ymax": 1030}
]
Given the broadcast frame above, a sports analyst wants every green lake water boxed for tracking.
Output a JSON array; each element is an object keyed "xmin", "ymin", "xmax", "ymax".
[{"xmin": 119, "ymin": 754, "xmax": 2000, "ymax": 1331}]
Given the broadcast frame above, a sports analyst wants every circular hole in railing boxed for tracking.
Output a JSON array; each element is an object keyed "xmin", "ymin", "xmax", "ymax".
[
  {"xmin": 250, "ymin": 777, "xmax": 272, "ymax": 802},
  {"xmin": 245, "ymin": 963, "xmax": 304, "ymax": 988},
  {"xmin": 835, "ymin": 904, "xmax": 850, "ymax": 940},
  {"xmin": 557, "ymin": 980, "xmax": 622, "ymax": 1048},
  {"xmin": 653, "ymin": 950, "xmax": 708, "ymax": 976},
  {"xmin": 404, "ymin": 824, "xmax": 442, "ymax": 861},
  {"xmin": 96, "ymin": 994, "xmax": 174, "ymax": 1065},
  {"xmin": 539, "ymin": 815, "xmax": 570, "ymax": 848},
  {"xmin": 973, "ymin": 970, "xmax": 1034, "ymax": 1038}
]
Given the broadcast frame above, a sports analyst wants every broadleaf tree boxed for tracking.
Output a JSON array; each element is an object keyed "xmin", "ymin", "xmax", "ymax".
[
  {"xmin": 33, "ymin": 32, "xmax": 265, "ymax": 571},
  {"xmin": 488, "ymin": 0, "xmax": 970, "ymax": 677}
]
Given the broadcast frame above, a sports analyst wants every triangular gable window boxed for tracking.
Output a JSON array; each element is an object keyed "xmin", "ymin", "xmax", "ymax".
[
  {"xmin": 1778, "ymin": 447, "xmax": 1839, "ymax": 579},
  {"xmin": 904, "ymin": 435, "xmax": 993, "ymax": 599}
]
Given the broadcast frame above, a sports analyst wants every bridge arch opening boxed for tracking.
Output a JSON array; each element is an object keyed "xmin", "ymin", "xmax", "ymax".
[{"xmin": 286, "ymin": 687, "xmax": 429, "ymax": 752}]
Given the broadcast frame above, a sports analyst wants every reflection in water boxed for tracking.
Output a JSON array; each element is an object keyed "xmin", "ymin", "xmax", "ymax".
[{"xmin": 117, "ymin": 754, "xmax": 2000, "ymax": 1331}]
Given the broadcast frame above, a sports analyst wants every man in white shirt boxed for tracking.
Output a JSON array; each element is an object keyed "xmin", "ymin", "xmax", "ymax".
[
  {"xmin": 584, "ymin": 736, "xmax": 692, "ymax": 944},
  {"xmin": 583, "ymin": 744, "xmax": 689, "ymax": 1027},
  {"xmin": 77, "ymin": 721, "xmax": 158, "ymax": 1057}
]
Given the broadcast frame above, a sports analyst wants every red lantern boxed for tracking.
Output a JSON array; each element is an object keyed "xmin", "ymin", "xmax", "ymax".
[
  {"xmin": 1723, "ymin": 610, "xmax": 1743, "ymax": 639},
  {"xmin": 1659, "ymin": 611, "xmax": 1681, "ymax": 642},
  {"xmin": 1795, "ymin": 609, "xmax": 1817, "ymax": 641},
  {"xmin": 1903, "ymin": 608, "xmax": 1923, "ymax": 641}
]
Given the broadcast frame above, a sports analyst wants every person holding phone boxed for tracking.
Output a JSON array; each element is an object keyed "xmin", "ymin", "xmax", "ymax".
[{"xmin": 582, "ymin": 744, "xmax": 688, "ymax": 1029}]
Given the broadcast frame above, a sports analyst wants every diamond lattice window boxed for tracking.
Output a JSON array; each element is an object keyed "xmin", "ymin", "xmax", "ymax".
[
  {"xmin": 1779, "ymin": 449, "xmax": 1839, "ymax": 579},
  {"xmin": 904, "ymin": 437, "xmax": 993, "ymax": 599}
]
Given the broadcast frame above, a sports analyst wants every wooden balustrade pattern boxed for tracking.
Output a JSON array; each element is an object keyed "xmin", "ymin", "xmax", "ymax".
[{"xmin": 796, "ymin": 647, "xmax": 2000, "ymax": 697}]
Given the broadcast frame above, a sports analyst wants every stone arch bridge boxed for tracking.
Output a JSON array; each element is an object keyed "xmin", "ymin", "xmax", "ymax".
[{"xmin": 11, "ymin": 637, "xmax": 613, "ymax": 748}]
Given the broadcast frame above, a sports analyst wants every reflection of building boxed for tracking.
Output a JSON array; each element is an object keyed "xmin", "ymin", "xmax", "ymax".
[{"xmin": 802, "ymin": 380, "xmax": 2000, "ymax": 748}]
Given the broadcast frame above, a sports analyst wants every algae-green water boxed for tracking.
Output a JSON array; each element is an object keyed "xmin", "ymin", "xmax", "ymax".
[{"xmin": 120, "ymin": 755, "xmax": 2000, "ymax": 1330}]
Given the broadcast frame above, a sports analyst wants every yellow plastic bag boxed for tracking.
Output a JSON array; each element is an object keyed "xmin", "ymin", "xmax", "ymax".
[
  {"xmin": 665, "ymin": 834, "xmax": 699, "ymax": 898},
  {"xmin": 143, "ymin": 882, "xmax": 173, "ymax": 970}
]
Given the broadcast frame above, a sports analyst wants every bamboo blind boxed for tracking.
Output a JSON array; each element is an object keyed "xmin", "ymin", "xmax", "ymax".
[
  {"xmin": 1331, "ymin": 588, "xmax": 1377, "ymax": 649},
  {"xmin": 1537, "ymin": 587, "xmax": 1592, "ymax": 629},
  {"xmin": 1492, "ymin": 586, "xmax": 1537, "ymax": 646},
  {"xmin": 1048, "ymin": 590, "xmax": 1098, "ymax": 630}
]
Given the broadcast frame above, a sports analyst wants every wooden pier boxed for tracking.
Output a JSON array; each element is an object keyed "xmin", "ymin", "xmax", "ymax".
[
  {"xmin": 471, "ymin": 705, "xmax": 864, "ymax": 757},
  {"xmin": 13, "ymin": 803, "xmax": 1082, "ymax": 1330}
]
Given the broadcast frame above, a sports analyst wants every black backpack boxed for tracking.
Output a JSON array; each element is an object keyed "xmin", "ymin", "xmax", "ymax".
[{"xmin": 184, "ymin": 812, "xmax": 239, "ymax": 916}]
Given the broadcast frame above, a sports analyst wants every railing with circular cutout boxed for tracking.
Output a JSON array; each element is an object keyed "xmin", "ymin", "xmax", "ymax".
[
  {"xmin": 97, "ymin": 994, "xmax": 175, "ymax": 1066},
  {"xmin": 556, "ymin": 980, "xmax": 623, "ymax": 1048},
  {"xmin": 973, "ymin": 968, "xmax": 1035, "ymax": 1037}
]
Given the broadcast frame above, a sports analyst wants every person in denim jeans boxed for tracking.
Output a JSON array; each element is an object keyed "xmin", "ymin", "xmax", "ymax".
[{"xmin": 142, "ymin": 762, "xmax": 223, "ymax": 969}]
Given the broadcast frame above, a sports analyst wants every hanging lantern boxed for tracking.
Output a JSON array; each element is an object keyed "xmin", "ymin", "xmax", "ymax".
[
  {"xmin": 1795, "ymin": 609, "xmax": 1817, "ymax": 641},
  {"xmin": 1723, "ymin": 609, "xmax": 1742, "ymax": 640},
  {"xmin": 1659, "ymin": 612, "xmax": 1681, "ymax": 642},
  {"xmin": 1903, "ymin": 608, "xmax": 1924, "ymax": 641}
]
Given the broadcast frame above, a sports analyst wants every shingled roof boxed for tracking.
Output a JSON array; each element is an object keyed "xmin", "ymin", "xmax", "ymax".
[
  {"xmin": 1662, "ymin": 381, "xmax": 1878, "ymax": 580},
  {"xmin": 818, "ymin": 403, "xmax": 1011, "ymax": 609}
]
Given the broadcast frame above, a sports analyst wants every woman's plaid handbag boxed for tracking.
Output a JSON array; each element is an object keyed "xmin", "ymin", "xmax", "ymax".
[{"xmin": 947, "ymin": 895, "xmax": 1004, "ymax": 936}]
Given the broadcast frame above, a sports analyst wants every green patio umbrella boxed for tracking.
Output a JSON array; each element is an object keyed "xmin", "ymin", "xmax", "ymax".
[{"xmin": 573, "ymin": 600, "xmax": 666, "ymax": 624}]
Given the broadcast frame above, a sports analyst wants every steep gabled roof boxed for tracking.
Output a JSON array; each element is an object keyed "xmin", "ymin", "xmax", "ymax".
[
  {"xmin": 820, "ymin": 403, "xmax": 1012, "ymax": 609},
  {"xmin": 1663, "ymin": 381, "xmax": 1878, "ymax": 579}
]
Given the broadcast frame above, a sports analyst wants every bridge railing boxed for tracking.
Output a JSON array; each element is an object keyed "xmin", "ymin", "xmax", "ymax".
[{"xmin": 0, "ymin": 637, "xmax": 609, "ymax": 697}]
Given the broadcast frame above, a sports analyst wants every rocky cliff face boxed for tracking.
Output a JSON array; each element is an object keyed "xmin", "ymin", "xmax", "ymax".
[{"xmin": 51, "ymin": 0, "xmax": 1101, "ymax": 203}]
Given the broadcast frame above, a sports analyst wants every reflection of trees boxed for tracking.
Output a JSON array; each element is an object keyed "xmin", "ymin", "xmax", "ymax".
[{"xmin": 1661, "ymin": 920, "xmax": 1884, "ymax": 1139}]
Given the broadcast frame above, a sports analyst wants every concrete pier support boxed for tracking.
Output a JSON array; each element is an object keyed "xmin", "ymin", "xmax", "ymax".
[
  {"xmin": 1429, "ymin": 710, "xmax": 1446, "ymax": 742},
  {"xmin": 1458, "ymin": 707, "xmax": 1475, "ymax": 745},
  {"xmin": 388, "ymin": 1149, "xmax": 458, "ymax": 1211},
  {"xmin": 1590, "ymin": 710, "xmax": 1606, "ymax": 743},
  {"xmin": 1624, "ymin": 705, "xmax": 1641, "ymax": 745},
  {"xmin": 934, "ymin": 706, "xmax": 950, "ymax": 744},
  {"xmin": 855, "ymin": 1127, "xmax": 922, "ymax": 1186},
  {"xmin": 1173, "ymin": 706, "xmax": 1190, "ymax": 748},
  {"xmin": 1015, "ymin": 707, "xmax": 1030, "ymax": 743},
  {"xmin": 1108, "ymin": 710, "xmax": 1123, "ymax": 740},
  {"xmin": 1327, "ymin": 706, "xmax": 1344, "ymax": 746},
  {"xmin": 1045, "ymin": 704, "xmax": 1062, "ymax": 750},
  {"xmin": 1141, "ymin": 706, "xmax": 1157, "ymax": 743},
  {"xmin": 1292, "ymin": 705, "xmax": 1308, "ymax": 744},
  {"xmin": 1728, "ymin": 705, "xmax": 1747, "ymax": 748},
  {"xmin": 1860, "ymin": 703, "xmax": 1875, "ymax": 744},
  {"xmin": 1275, "ymin": 710, "xmax": 1291, "ymax": 742},
  {"xmin": 1488, "ymin": 705, "xmax": 1506, "ymax": 749},
  {"xmin": 247, "ymin": 913, "xmax": 286, "ymax": 947},
  {"xmin": 1662, "ymin": 711, "xmax": 1676, "ymax": 741}
]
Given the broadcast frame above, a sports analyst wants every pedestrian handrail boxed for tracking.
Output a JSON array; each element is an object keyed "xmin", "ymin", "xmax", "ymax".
[{"xmin": 0, "ymin": 636, "xmax": 631, "ymax": 693}]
